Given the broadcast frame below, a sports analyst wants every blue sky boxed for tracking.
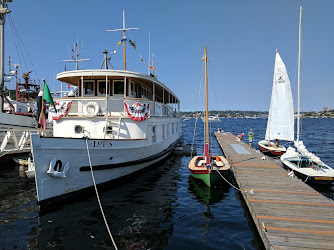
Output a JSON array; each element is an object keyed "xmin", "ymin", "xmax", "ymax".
[{"xmin": 4, "ymin": 0, "xmax": 334, "ymax": 111}]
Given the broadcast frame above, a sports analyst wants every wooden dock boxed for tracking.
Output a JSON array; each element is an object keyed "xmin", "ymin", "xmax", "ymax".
[{"xmin": 215, "ymin": 132, "xmax": 334, "ymax": 250}]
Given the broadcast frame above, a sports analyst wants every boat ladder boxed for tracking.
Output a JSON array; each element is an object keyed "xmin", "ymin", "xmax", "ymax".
[{"xmin": 103, "ymin": 116, "xmax": 122, "ymax": 139}]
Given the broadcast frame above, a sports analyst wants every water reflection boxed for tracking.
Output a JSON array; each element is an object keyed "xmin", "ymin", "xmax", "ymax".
[
  {"xmin": 188, "ymin": 175, "xmax": 229, "ymax": 206},
  {"xmin": 30, "ymin": 156, "xmax": 181, "ymax": 249}
]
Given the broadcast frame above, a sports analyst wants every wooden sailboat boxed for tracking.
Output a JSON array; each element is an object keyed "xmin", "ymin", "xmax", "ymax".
[
  {"xmin": 280, "ymin": 6, "xmax": 334, "ymax": 185},
  {"xmin": 188, "ymin": 47, "xmax": 230, "ymax": 187},
  {"xmin": 258, "ymin": 51, "xmax": 294, "ymax": 156}
]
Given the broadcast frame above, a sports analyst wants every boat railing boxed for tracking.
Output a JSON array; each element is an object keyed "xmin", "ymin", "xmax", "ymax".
[
  {"xmin": 57, "ymin": 97, "xmax": 179, "ymax": 118},
  {"xmin": 124, "ymin": 98, "xmax": 178, "ymax": 117}
]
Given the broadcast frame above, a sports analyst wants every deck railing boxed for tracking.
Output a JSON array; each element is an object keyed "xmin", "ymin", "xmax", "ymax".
[{"xmin": 57, "ymin": 97, "xmax": 179, "ymax": 117}]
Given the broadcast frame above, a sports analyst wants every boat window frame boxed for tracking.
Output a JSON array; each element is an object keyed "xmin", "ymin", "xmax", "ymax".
[
  {"xmin": 152, "ymin": 126, "xmax": 157, "ymax": 144},
  {"xmin": 83, "ymin": 80, "xmax": 95, "ymax": 97},
  {"xmin": 113, "ymin": 79, "xmax": 125, "ymax": 95},
  {"xmin": 97, "ymin": 80, "xmax": 110, "ymax": 96}
]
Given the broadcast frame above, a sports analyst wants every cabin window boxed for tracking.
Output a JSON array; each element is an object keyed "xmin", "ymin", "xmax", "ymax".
[
  {"xmin": 131, "ymin": 81, "xmax": 134, "ymax": 96},
  {"xmin": 97, "ymin": 80, "xmax": 109, "ymax": 96},
  {"xmin": 83, "ymin": 81, "xmax": 95, "ymax": 96},
  {"xmin": 113, "ymin": 80, "xmax": 124, "ymax": 95},
  {"xmin": 152, "ymin": 126, "xmax": 156, "ymax": 143},
  {"xmin": 134, "ymin": 83, "xmax": 138, "ymax": 97},
  {"xmin": 172, "ymin": 123, "xmax": 175, "ymax": 134}
]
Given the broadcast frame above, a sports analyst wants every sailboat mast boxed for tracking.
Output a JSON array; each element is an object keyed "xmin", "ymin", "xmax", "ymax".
[
  {"xmin": 297, "ymin": 6, "xmax": 302, "ymax": 143},
  {"xmin": 204, "ymin": 47, "xmax": 209, "ymax": 146}
]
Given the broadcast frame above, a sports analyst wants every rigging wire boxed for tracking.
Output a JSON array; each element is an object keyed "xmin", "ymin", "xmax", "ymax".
[
  {"xmin": 8, "ymin": 15, "xmax": 41, "ymax": 82},
  {"xmin": 8, "ymin": 15, "xmax": 24, "ymax": 70},
  {"xmin": 191, "ymin": 61, "xmax": 205, "ymax": 157}
]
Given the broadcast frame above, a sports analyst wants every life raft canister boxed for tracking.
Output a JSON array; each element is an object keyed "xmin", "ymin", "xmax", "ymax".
[{"xmin": 84, "ymin": 102, "xmax": 99, "ymax": 117}]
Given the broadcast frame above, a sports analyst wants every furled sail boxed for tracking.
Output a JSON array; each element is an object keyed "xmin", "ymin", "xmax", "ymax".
[{"xmin": 265, "ymin": 52, "xmax": 294, "ymax": 141}]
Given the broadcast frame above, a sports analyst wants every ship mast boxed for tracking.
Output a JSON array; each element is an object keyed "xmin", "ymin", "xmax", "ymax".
[
  {"xmin": 62, "ymin": 41, "xmax": 90, "ymax": 70},
  {"xmin": 0, "ymin": 0, "xmax": 11, "ymax": 111},
  {"xmin": 106, "ymin": 10, "xmax": 139, "ymax": 71}
]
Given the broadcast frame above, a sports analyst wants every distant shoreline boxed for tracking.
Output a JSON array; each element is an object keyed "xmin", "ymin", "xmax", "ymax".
[{"xmin": 180, "ymin": 110, "xmax": 334, "ymax": 118}]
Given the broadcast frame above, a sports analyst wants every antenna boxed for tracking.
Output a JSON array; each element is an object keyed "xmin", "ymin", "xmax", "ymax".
[
  {"xmin": 100, "ymin": 50, "xmax": 115, "ymax": 70},
  {"xmin": 106, "ymin": 10, "xmax": 139, "ymax": 71},
  {"xmin": 62, "ymin": 40, "xmax": 90, "ymax": 70}
]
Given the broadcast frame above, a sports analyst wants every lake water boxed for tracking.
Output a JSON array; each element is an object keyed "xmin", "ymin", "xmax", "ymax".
[{"xmin": 0, "ymin": 118, "xmax": 333, "ymax": 249}]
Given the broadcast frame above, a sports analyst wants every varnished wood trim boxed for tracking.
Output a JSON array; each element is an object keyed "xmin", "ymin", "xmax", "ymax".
[
  {"xmin": 266, "ymin": 226, "xmax": 334, "ymax": 235},
  {"xmin": 235, "ymin": 171, "xmax": 286, "ymax": 176},
  {"xmin": 249, "ymin": 199, "xmax": 334, "ymax": 207},
  {"xmin": 233, "ymin": 164, "xmax": 279, "ymax": 169},
  {"xmin": 244, "ymin": 189, "xmax": 321, "ymax": 195},
  {"xmin": 257, "ymin": 215, "xmax": 334, "ymax": 224}
]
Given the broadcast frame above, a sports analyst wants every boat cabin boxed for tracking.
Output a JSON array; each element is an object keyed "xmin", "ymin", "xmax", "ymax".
[
  {"xmin": 56, "ymin": 69, "xmax": 180, "ymax": 118},
  {"xmin": 52, "ymin": 69, "xmax": 180, "ymax": 141}
]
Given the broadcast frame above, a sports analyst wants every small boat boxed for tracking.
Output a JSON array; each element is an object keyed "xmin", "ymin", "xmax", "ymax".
[
  {"xmin": 258, "ymin": 51, "xmax": 294, "ymax": 156},
  {"xmin": 25, "ymin": 157, "xmax": 35, "ymax": 178},
  {"xmin": 12, "ymin": 155, "xmax": 29, "ymax": 165},
  {"xmin": 188, "ymin": 47, "xmax": 230, "ymax": 187},
  {"xmin": 281, "ymin": 7, "xmax": 334, "ymax": 185}
]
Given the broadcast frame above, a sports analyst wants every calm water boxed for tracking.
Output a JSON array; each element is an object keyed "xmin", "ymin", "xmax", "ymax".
[{"xmin": 0, "ymin": 118, "xmax": 333, "ymax": 249}]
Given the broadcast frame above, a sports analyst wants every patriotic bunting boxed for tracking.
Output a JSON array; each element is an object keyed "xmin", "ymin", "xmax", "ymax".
[{"xmin": 124, "ymin": 102, "xmax": 149, "ymax": 121}]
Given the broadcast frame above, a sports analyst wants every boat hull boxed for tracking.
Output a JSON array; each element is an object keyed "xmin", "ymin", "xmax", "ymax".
[
  {"xmin": 188, "ymin": 155, "xmax": 230, "ymax": 187},
  {"xmin": 190, "ymin": 172, "xmax": 225, "ymax": 187},
  {"xmin": 31, "ymin": 132, "xmax": 181, "ymax": 203},
  {"xmin": 258, "ymin": 140, "xmax": 286, "ymax": 156},
  {"xmin": 281, "ymin": 154, "xmax": 334, "ymax": 185}
]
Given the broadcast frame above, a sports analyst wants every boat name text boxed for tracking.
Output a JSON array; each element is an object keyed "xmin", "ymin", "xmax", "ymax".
[{"xmin": 90, "ymin": 141, "xmax": 113, "ymax": 147}]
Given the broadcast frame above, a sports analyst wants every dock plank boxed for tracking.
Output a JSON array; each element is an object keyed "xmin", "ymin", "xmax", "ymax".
[{"xmin": 215, "ymin": 132, "xmax": 334, "ymax": 250}]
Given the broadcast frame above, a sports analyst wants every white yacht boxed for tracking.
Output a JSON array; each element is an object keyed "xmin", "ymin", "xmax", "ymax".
[
  {"xmin": 201, "ymin": 114, "xmax": 221, "ymax": 122},
  {"xmin": 30, "ymin": 12, "xmax": 182, "ymax": 203}
]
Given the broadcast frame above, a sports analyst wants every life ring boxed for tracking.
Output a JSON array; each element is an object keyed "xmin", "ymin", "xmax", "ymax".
[{"xmin": 84, "ymin": 102, "xmax": 99, "ymax": 117}]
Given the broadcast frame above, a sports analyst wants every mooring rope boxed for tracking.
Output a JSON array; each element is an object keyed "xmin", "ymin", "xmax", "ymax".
[
  {"xmin": 214, "ymin": 169, "xmax": 250, "ymax": 194},
  {"xmin": 85, "ymin": 139, "xmax": 118, "ymax": 250},
  {"xmin": 304, "ymin": 175, "xmax": 309, "ymax": 183}
]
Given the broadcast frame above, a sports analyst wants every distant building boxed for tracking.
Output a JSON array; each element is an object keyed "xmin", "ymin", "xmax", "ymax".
[{"xmin": 323, "ymin": 106, "xmax": 328, "ymax": 112}]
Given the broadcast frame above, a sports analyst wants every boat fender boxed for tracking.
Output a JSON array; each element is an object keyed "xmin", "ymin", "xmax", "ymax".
[{"xmin": 84, "ymin": 102, "xmax": 99, "ymax": 118}]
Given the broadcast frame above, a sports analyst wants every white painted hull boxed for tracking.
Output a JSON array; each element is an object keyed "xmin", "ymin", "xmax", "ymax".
[
  {"xmin": 281, "ymin": 153, "xmax": 334, "ymax": 185},
  {"xmin": 258, "ymin": 140, "xmax": 286, "ymax": 156},
  {"xmin": 31, "ymin": 132, "xmax": 181, "ymax": 203}
]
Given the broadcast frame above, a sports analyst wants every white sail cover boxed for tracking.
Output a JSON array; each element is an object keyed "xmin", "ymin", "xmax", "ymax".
[
  {"xmin": 265, "ymin": 52, "xmax": 294, "ymax": 141},
  {"xmin": 294, "ymin": 141, "xmax": 325, "ymax": 166}
]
